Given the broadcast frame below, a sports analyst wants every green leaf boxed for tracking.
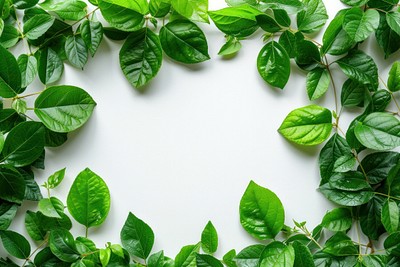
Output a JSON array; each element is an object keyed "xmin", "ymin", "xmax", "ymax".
[
  {"xmin": 256, "ymin": 14, "xmax": 281, "ymax": 33},
  {"xmin": 0, "ymin": 202, "xmax": 17, "ymax": 230},
  {"xmin": 50, "ymin": 0, "xmax": 87, "ymax": 20},
  {"xmin": 382, "ymin": 199, "xmax": 400, "ymax": 234},
  {"xmin": 360, "ymin": 196, "xmax": 385, "ymax": 240},
  {"xmin": 201, "ymin": 221, "xmax": 218, "ymax": 254},
  {"xmin": 0, "ymin": 230, "xmax": 31, "ymax": 259},
  {"xmin": 273, "ymin": 9, "xmax": 290, "ymax": 27},
  {"xmin": 368, "ymin": 0, "xmax": 399, "ymax": 11},
  {"xmin": 319, "ymin": 183, "xmax": 374, "ymax": 206},
  {"xmin": 385, "ymin": 232, "xmax": 400, "ymax": 256},
  {"xmin": 100, "ymin": 248, "xmax": 111, "ymax": 267},
  {"xmin": 260, "ymin": 0, "xmax": 303, "ymax": 14},
  {"xmin": 294, "ymin": 34, "xmax": 321, "ymax": 71},
  {"xmin": 80, "ymin": 20, "xmax": 103, "ymax": 57},
  {"xmin": 1, "ymin": 121, "xmax": 45, "ymax": 167},
  {"xmin": 292, "ymin": 241, "xmax": 315, "ymax": 267},
  {"xmin": 321, "ymin": 208, "xmax": 352, "ymax": 231},
  {"xmin": 209, "ymin": 5, "xmax": 261, "ymax": 37},
  {"xmin": 98, "ymin": 0, "xmax": 145, "ymax": 31},
  {"xmin": 44, "ymin": 128, "xmax": 68, "ymax": 147},
  {"xmin": 341, "ymin": 79, "xmax": 367, "ymax": 107},
  {"xmin": 149, "ymin": 0, "xmax": 171, "ymax": 18},
  {"xmin": 148, "ymin": 251, "xmax": 165, "ymax": 267},
  {"xmin": 386, "ymin": 12, "xmax": 400, "ymax": 36},
  {"xmin": 39, "ymin": 197, "xmax": 64, "ymax": 218},
  {"xmin": 23, "ymin": 14, "xmax": 55, "ymax": 40},
  {"xmin": 354, "ymin": 112, "xmax": 400, "ymax": 150},
  {"xmin": 340, "ymin": 0, "xmax": 368, "ymax": 6},
  {"xmin": 47, "ymin": 168, "xmax": 66, "ymax": 189},
  {"xmin": 25, "ymin": 211, "xmax": 47, "ymax": 241},
  {"xmin": 65, "ymin": 35, "xmax": 88, "ymax": 69},
  {"xmin": 306, "ymin": 68, "xmax": 330, "ymax": 101},
  {"xmin": 376, "ymin": 12, "xmax": 400, "ymax": 59},
  {"xmin": 240, "ymin": 181, "xmax": 284, "ymax": 240},
  {"xmin": 361, "ymin": 152, "xmax": 400, "ymax": 184},
  {"xmin": 0, "ymin": 166, "xmax": 25, "ymax": 204},
  {"xmin": 12, "ymin": 99, "xmax": 27, "ymax": 114},
  {"xmin": 328, "ymin": 171, "xmax": 371, "ymax": 191},
  {"xmin": 223, "ymin": 249, "xmax": 237, "ymax": 267},
  {"xmin": 0, "ymin": 18, "xmax": 3, "ymax": 35},
  {"xmin": 37, "ymin": 47, "xmax": 64, "ymax": 84},
  {"xmin": 323, "ymin": 232, "xmax": 358, "ymax": 256},
  {"xmin": 321, "ymin": 13, "xmax": 354, "ymax": 55},
  {"xmin": 336, "ymin": 50, "xmax": 378, "ymax": 90},
  {"xmin": 278, "ymin": 30, "xmax": 296, "ymax": 58},
  {"xmin": 175, "ymin": 243, "xmax": 200, "ymax": 267},
  {"xmin": 358, "ymin": 255, "xmax": 387, "ymax": 267},
  {"xmin": 17, "ymin": 54, "xmax": 38, "ymax": 88},
  {"xmin": 333, "ymin": 154, "xmax": 356, "ymax": 173},
  {"xmin": 34, "ymin": 85, "xmax": 96, "ymax": 133},
  {"xmin": 259, "ymin": 242, "xmax": 294, "ymax": 267},
  {"xmin": 278, "ymin": 105, "xmax": 332, "ymax": 146},
  {"xmin": 120, "ymin": 212, "xmax": 154, "ymax": 259},
  {"xmin": 218, "ymin": 36, "xmax": 241, "ymax": 56},
  {"xmin": 257, "ymin": 41, "xmax": 290, "ymax": 89},
  {"xmin": 196, "ymin": 254, "xmax": 223, "ymax": 267},
  {"xmin": 388, "ymin": 62, "xmax": 400, "ymax": 92},
  {"xmin": 49, "ymin": 229, "xmax": 80, "ymax": 262},
  {"xmin": 296, "ymin": 0, "xmax": 328, "ymax": 33},
  {"xmin": 0, "ymin": 25, "xmax": 20, "ymax": 49},
  {"xmin": 160, "ymin": 20, "xmax": 209, "ymax": 64},
  {"xmin": 171, "ymin": 0, "xmax": 208, "ymax": 23},
  {"xmin": 343, "ymin": 8, "xmax": 379, "ymax": 42},
  {"xmin": 67, "ymin": 168, "xmax": 110, "ymax": 228},
  {"xmin": 0, "ymin": 44, "xmax": 22, "ymax": 98},
  {"xmin": 13, "ymin": 0, "xmax": 39, "ymax": 9},
  {"xmin": 120, "ymin": 28, "xmax": 162, "ymax": 89},
  {"xmin": 235, "ymin": 245, "xmax": 265, "ymax": 267}
]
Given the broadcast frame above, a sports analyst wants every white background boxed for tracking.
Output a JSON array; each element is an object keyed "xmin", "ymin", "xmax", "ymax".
[{"xmin": 9, "ymin": 0, "xmax": 399, "ymax": 259}]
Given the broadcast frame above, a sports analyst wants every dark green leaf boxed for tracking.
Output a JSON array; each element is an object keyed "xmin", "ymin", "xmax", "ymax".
[
  {"xmin": 321, "ymin": 13, "xmax": 354, "ymax": 55},
  {"xmin": 201, "ymin": 221, "xmax": 218, "ymax": 254},
  {"xmin": 44, "ymin": 129, "xmax": 68, "ymax": 147},
  {"xmin": 360, "ymin": 152, "xmax": 400, "ymax": 184},
  {"xmin": 341, "ymin": 79, "xmax": 367, "ymax": 107},
  {"xmin": 278, "ymin": 30, "xmax": 296, "ymax": 58},
  {"xmin": 306, "ymin": 68, "xmax": 330, "ymax": 101},
  {"xmin": 49, "ymin": 229, "xmax": 79, "ymax": 262},
  {"xmin": 17, "ymin": 54, "xmax": 38, "ymax": 88},
  {"xmin": 333, "ymin": 154, "xmax": 356, "ymax": 173},
  {"xmin": 257, "ymin": 41, "xmax": 290, "ymax": 89},
  {"xmin": 273, "ymin": 9, "xmax": 290, "ymax": 27},
  {"xmin": 323, "ymin": 232, "xmax": 358, "ymax": 256},
  {"xmin": 0, "ymin": 166, "xmax": 25, "ymax": 204},
  {"xmin": 385, "ymin": 232, "xmax": 400, "ymax": 257},
  {"xmin": 382, "ymin": 199, "xmax": 400, "ymax": 234},
  {"xmin": 0, "ymin": 230, "xmax": 31, "ymax": 259},
  {"xmin": 160, "ymin": 20, "xmax": 209, "ymax": 64},
  {"xmin": 319, "ymin": 183, "xmax": 374, "ymax": 206},
  {"xmin": 260, "ymin": 0, "xmax": 303, "ymax": 14},
  {"xmin": 148, "ymin": 251, "xmax": 165, "ymax": 267},
  {"xmin": 175, "ymin": 243, "xmax": 200, "ymax": 267},
  {"xmin": 340, "ymin": 0, "xmax": 368, "ymax": 6},
  {"xmin": 297, "ymin": 0, "xmax": 328, "ymax": 33},
  {"xmin": 25, "ymin": 211, "xmax": 47, "ymax": 241},
  {"xmin": 65, "ymin": 35, "xmax": 88, "ymax": 69},
  {"xmin": 120, "ymin": 212, "xmax": 154, "ymax": 259},
  {"xmin": 375, "ymin": 12, "xmax": 400, "ymax": 59},
  {"xmin": 292, "ymin": 241, "xmax": 315, "ymax": 267},
  {"xmin": 388, "ymin": 61, "xmax": 400, "ymax": 92},
  {"xmin": 67, "ymin": 168, "xmax": 110, "ymax": 228},
  {"xmin": 0, "ymin": 109, "xmax": 25, "ymax": 134},
  {"xmin": 21, "ymin": 169, "xmax": 42, "ymax": 201},
  {"xmin": 196, "ymin": 254, "xmax": 223, "ymax": 267},
  {"xmin": 34, "ymin": 85, "xmax": 97, "ymax": 133},
  {"xmin": 0, "ymin": 202, "xmax": 17, "ymax": 230},
  {"xmin": 256, "ymin": 14, "xmax": 281, "ymax": 33},
  {"xmin": 0, "ymin": 44, "xmax": 22, "ymax": 98},
  {"xmin": 103, "ymin": 27, "xmax": 130, "ymax": 40},
  {"xmin": 359, "ymin": 196, "xmax": 385, "ymax": 240},
  {"xmin": 368, "ymin": 0, "xmax": 398, "ymax": 11},
  {"xmin": 294, "ymin": 34, "xmax": 321, "ymax": 71},
  {"xmin": 278, "ymin": 105, "xmax": 332, "ymax": 146},
  {"xmin": 235, "ymin": 245, "xmax": 265, "ymax": 267},
  {"xmin": 240, "ymin": 181, "xmax": 284, "ymax": 240},
  {"xmin": 120, "ymin": 28, "xmax": 162, "ymax": 89},
  {"xmin": 98, "ymin": 0, "xmax": 145, "ymax": 31},
  {"xmin": 328, "ymin": 171, "xmax": 370, "ymax": 191},
  {"xmin": 321, "ymin": 208, "xmax": 352, "ymax": 231},
  {"xmin": 37, "ymin": 47, "xmax": 64, "ymax": 84},
  {"xmin": 80, "ymin": 20, "xmax": 103, "ymax": 57},
  {"xmin": 13, "ymin": 0, "xmax": 39, "ymax": 9}
]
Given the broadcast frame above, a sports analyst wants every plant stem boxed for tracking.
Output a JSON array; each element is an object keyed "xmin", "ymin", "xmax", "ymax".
[
  {"xmin": 375, "ymin": 192, "xmax": 400, "ymax": 201},
  {"xmin": 325, "ymin": 56, "xmax": 340, "ymax": 118},
  {"xmin": 22, "ymin": 238, "xmax": 48, "ymax": 267}
]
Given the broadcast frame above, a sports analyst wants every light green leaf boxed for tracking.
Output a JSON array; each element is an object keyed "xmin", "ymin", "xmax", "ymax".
[
  {"xmin": 235, "ymin": 245, "xmax": 265, "ymax": 267},
  {"xmin": 37, "ymin": 47, "xmax": 64, "ymax": 84},
  {"xmin": 80, "ymin": 20, "xmax": 103, "ymax": 57},
  {"xmin": 257, "ymin": 41, "xmax": 290, "ymax": 89},
  {"xmin": 260, "ymin": 0, "xmax": 303, "ymax": 14},
  {"xmin": 306, "ymin": 68, "xmax": 330, "ymax": 101},
  {"xmin": 218, "ymin": 36, "xmax": 241, "ymax": 56},
  {"xmin": 67, "ymin": 168, "xmax": 110, "ymax": 228},
  {"xmin": 0, "ymin": 25, "xmax": 20, "ymax": 49},
  {"xmin": 17, "ymin": 54, "xmax": 38, "ymax": 88},
  {"xmin": 149, "ymin": 0, "xmax": 171, "ymax": 18},
  {"xmin": 0, "ymin": 44, "xmax": 22, "ymax": 98},
  {"xmin": 11, "ymin": 99, "xmax": 27, "ymax": 114},
  {"xmin": 343, "ymin": 8, "xmax": 379, "ymax": 42},
  {"xmin": 297, "ymin": 0, "xmax": 328, "ymax": 33},
  {"xmin": 120, "ymin": 28, "xmax": 162, "ymax": 89},
  {"xmin": 240, "ymin": 181, "xmax": 284, "ymax": 240},
  {"xmin": 23, "ymin": 14, "xmax": 55, "ymax": 40},
  {"xmin": 171, "ymin": 0, "xmax": 208, "ymax": 23},
  {"xmin": 382, "ymin": 199, "xmax": 399, "ymax": 234},
  {"xmin": 321, "ymin": 208, "xmax": 353, "ymax": 231},
  {"xmin": 98, "ymin": 0, "xmax": 145, "ymax": 31},
  {"xmin": 201, "ymin": 221, "xmax": 218, "ymax": 254},
  {"xmin": 386, "ymin": 12, "xmax": 400, "ymax": 36},
  {"xmin": 259, "ymin": 242, "xmax": 295, "ymax": 267},
  {"xmin": 65, "ymin": 35, "xmax": 88, "ymax": 69},
  {"xmin": 175, "ymin": 243, "xmax": 200, "ymax": 267},
  {"xmin": 46, "ymin": 168, "xmax": 66, "ymax": 189},
  {"xmin": 333, "ymin": 154, "xmax": 356, "ymax": 173},
  {"xmin": 40, "ymin": 0, "xmax": 87, "ymax": 21},
  {"xmin": 279, "ymin": 105, "xmax": 332, "ymax": 146},
  {"xmin": 196, "ymin": 254, "xmax": 223, "ymax": 267},
  {"xmin": 160, "ymin": 20, "xmax": 209, "ymax": 64},
  {"xmin": 388, "ymin": 61, "xmax": 400, "ymax": 92},
  {"xmin": 0, "ymin": 121, "xmax": 45, "ymax": 167},
  {"xmin": 49, "ymin": 229, "xmax": 80, "ymax": 262},
  {"xmin": 354, "ymin": 112, "xmax": 400, "ymax": 150},
  {"xmin": 100, "ymin": 248, "xmax": 111, "ymax": 267},
  {"xmin": 340, "ymin": 0, "xmax": 368, "ymax": 6},
  {"xmin": 39, "ymin": 197, "xmax": 64, "ymax": 218},
  {"xmin": 148, "ymin": 251, "xmax": 165, "ymax": 267},
  {"xmin": 121, "ymin": 212, "xmax": 154, "ymax": 259},
  {"xmin": 223, "ymin": 249, "xmax": 237, "ymax": 267},
  {"xmin": 34, "ymin": 85, "xmax": 96, "ymax": 133},
  {"xmin": 0, "ymin": 230, "xmax": 31, "ymax": 259}
]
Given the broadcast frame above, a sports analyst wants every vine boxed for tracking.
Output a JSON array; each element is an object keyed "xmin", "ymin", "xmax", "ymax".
[{"xmin": 0, "ymin": 0, "xmax": 400, "ymax": 266}]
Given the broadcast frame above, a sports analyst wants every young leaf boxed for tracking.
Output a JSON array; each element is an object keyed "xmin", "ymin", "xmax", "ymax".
[
  {"xmin": 388, "ymin": 62, "xmax": 400, "ymax": 92},
  {"xmin": 37, "ymin": 47, "xmax": 64, "ymax": 84},
  {"xmin": 98, "ymin": 0, "xmax": 145, "ymax": 31},
  {"xmin": 23, "ymin": 14, "xmax": 55, "ymax": 40},
  {"xmin": 201, "ymin": 221, "xmax": 218, "ymax": 254},
  {"xmin": 343, "ymin": 8, "xmax": 379, "ymax": 42},
  {"xmin": 321, "ymin": 208, "xmax": 352, "ymax": 232},
  {"xmin": 382, "ymin": 199, "xmax": 399, "ymax": 234},
  {"xmin": 67, "ymin": 168, "xmax": 110, "ymax": 228},
  {"xmin": 34, "ymin": 85, "xmax": 96, "ymax": 133},
  {"xmin": 17, "ymin": 54, "xmax": 38, "ymax": 88},
  {"xmin": 49, "ymin": 229, "xmax": 80, "ymax": 262},
  {"xmin": 354, "ymin": 112, "xmax": 400, "ymax": 150},
  {"xmin": 100, "ymin": 248, "xmax": 111, "ymax": 267},
  {"xmin": 0, "ymin": 230, "xmax": 31, "ymax": 259},
  {"xmin": 39, "ymin": 197, "xmax": 64, "ymax": 218},
  {"xmin": 65, "ymin": 35, "xmax": 88, "ymax": 69},
  {"xmin": 259, "ymin": 242, "xmax": 295, "ymax": 267},
  {"xmin": 120, "ymin": 212, "xmax": 154, "ymax": 259},
  {"xmin": 278, "ymin": 105, "xmax": 332, "ymax": 146},
  {"xmin": 240, "ymin": 181, "xmax": 284, "ymax": 240},
  {"xmin": 296, "ymin": 0, "xmax": 328, "ymax": 34},
  {"xmin": 160, "ymin": 20, "xmax": 209, "ymax": 64},
  {"xmin": 46, "ymin": 168, "xmax": 66, "ymax": 189},
  {"xmin": 171, "ymin": 0, "xmax": 209, "ymax": 23},
  {"xmin": 209, "ymin": 5, "xmax": 261, "ymax": 37},
  {"xmin": 1, "ymin": 121, "xmax": 45, "ymax": 167},
  {"xmin": 218, "ymin": 36, "xmax": 242, "ymax": 56},
  {"xmin": 120, "ymin": 28, "xmax": 162, "ymax": 89},
  {"xmin": 257, "ymin": 41, "xmax": 290, "ymax": 89},
  {"xmin": 0, "ymin": 166, "xmax": 25, "ymax": 204},
  {"xmin": 0, "ymin": 44, "xmax": 22, "ymax": 98},
  {"xmin": 80, "ymin": 20, "xmax": 103, "ymax": 57},
  {"xmin": 306, "ymin": 68, "xmax": 330, "ymax": 101}
]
